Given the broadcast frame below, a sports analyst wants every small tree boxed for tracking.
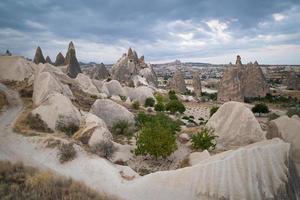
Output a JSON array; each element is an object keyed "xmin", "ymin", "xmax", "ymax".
[
  {"xmin": 252, "ymin": 103, "xmax": 269, "ymax": 116},
  {"xmin": 131, "ymin": 101, "xmax": 140, "ymax": 110},
  {"xmin": 135, "ymin": 121, "xmax": 177, "ymax": 159},
  {"xmin": 166, "ymin": 99, "xmax": 186, "ymax": 114},
  {"xmin": 191, "ymin": 128, "xmax": 217, "ymax": 151},
  {"xmin": 144, "ymin": 97, "xmax": 155, "ymax": 107},
  {"xmin": 168, "ymin": 90, "xmax": 178, "ymax": 100},
  {"xmin": 210, "ymin": 106, "xmax": 219, "ymax": 117},
  {"xmin": 154, "ymin": 102, "xmax": 165, "ymax": 112}
]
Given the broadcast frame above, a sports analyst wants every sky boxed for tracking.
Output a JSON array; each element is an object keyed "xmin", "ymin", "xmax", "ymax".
[{"xmin": 0, "ymin": 0, "xmax": 300, "ymax": 64}]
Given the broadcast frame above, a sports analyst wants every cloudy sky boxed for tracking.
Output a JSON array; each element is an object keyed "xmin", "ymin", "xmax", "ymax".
[{"xmin": 0, "ymin": 0, "xmax": 300, "ymax": 64}]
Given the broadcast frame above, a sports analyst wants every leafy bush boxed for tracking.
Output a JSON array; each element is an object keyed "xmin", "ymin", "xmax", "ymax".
[
  {"xmin": 90, "ymin": 141, "xmax": 117, "ymax": 159},
  {"xmin": 135, "ymin": 120, "xmax": 177, "ymax": 159},
  {"xmin": 287, "ymin": 107, "xmax": 300, "ymax": 117},
  {"xmin": 57, "ymin": 143, "xmax": 77, "ymax": 163},
  {"xmin": 111, "ymin": 119, "xmax": 132, "ymax": 136},
  {"xmin": 27, "ymin": 113, "xmax": 53, "ymax": 133},
  {"xmin": 131, "ymin": 101, "xmax": 140, "ymax": 110},
  {"xmin": 201, "ymin": 92, "xmax": 217, "ymax": 101},
  {"xmin": 168, "ymin": 90, "xmax": 178, "ymax": 100},
  {"xmin": 0, "ymin": 161, "xmax": 110, "ymax": 200},
  {"xmin": 191, "ymin": 128, "xmax": 218, "ymax": 151},
  {"xmin": 251, "ymin": 103, "xmax": 270, "ymax": 116},
  {"xmin": 154, "ymin": 102, "xmax": 165, "ymax": 112},
  {"xmin": 210, "ymin": 106, "xmax": 219, "ymax": 117},
  {"xmin": 166, "ymin": 99, "xmax": 186, "ymax": 114},
  {"xmin": 144, "ymin": 97, "xmax": 155, "ymax": 107},
  {"xmin": 128, "ymin": 80, "xmax": 135, "ymax": 87},
  {"xmin": 135, "ymin": 112, "xmax": 181, "ymax": 133}
]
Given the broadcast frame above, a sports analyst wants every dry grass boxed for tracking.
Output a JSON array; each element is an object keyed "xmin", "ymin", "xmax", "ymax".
[
  {"xmin": 0, "ymin": 161, "xmax": 117, "ymax": 200},
  {"xmin": 0, "ymin": 91, "xmax": 7, "ymax": 111},
  {"xmin": 69, "ymin": 84, "xmax": 96, "ymax": 111},
  {"xmin": 177, "ymin": 156, "xmax": 190, "ymax": 169}
]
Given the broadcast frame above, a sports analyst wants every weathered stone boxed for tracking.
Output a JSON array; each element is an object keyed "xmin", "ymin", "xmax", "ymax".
[
  {"xmin": 111, "ymin": 48, "xmax": 158, "ymax": 87},
  {"xmin": 286, "ymin": 71, "xmax": 300, "ymax": 90},
  {"xmin": 65, "ymin": 41, "xmax": 82, "ymax": 78},
  {"xmin": 88, "ymin": 63, "xmax": 110, "ymax": 80},
  {"xmin": 169, "ymin": 70, "xmax": 187, "ymax": 93},
  {"xmin": 45, "ymin": 56, "xmax": 52, "ymax": 64},
  {"xmin": 218, "ymin": 55, "xmax": 269, "ymax": 102},
  {"xmin": 54, "ymin": 52, "xmax": 65, "ymax": 66},
  {"xmin": 192, "ymin": 72, "xmax": 202, "ymax": 96},
  {"xmin": 33, "ymin": 46, "xmax": 45, "ymax": 64}
]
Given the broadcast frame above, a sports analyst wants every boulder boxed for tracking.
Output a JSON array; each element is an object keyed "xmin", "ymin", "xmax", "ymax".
[
  {"xmin": 33, "ymin": 46, "xmax": 45, "ymax": 64},
  {"xmin": 206, "ymin": 101, "xmax": 265, "ymax": 150},
  {"xmin": 124, "ymin": 86, "xmax": 154, "ymax": 104},
  {"xmin": 286, "ymin": 71, "xmax": 300, "ymax": 90},
  {"xmin": 54, "ymin": 52, "xmax": 65, "ymax": 66},
  {"xmin": 31, "ymin": 93, "xmax": 81, "ymax": 131},
  {"xmin": 0, "ymin": 56, "xmax": 36, "ymax": 81},
  {"xmin": 111, "ymin": 48, "xmax": 158, "ymax": 87},
  {"xmin": 267, "ymin": 115, "xmax": 300, "ymax": 165},
  {"xmin": 102, "ymin": 80, "xmax": 126, "ymax": 97},
  {"xmin": 218, "ymin": 55, "xmax": 269, "ymax": 102},
  {"xmin": 32, "ymin": 70, "xmax": 73, "ymax": 106},
  {"xmin": 90, "ymin": 99, "xmax": 135, "ymax": 128},
  {"xmin": 192, "ymin": 72, "xmax": 202, "ymax": 96},
  {"xmin": 88, "ymin": 127, "xmax": 113, "ymax": 146},
  {"xmin": 188, "ymin": 150, "xmax": 210, "ymax": 166},
  {"xmin": 75, "ymin": 73, "xmax": 99, "ymax": 96},
  {"xmin": 88, "ymin": 63, "xmax": 110, "ymax": 80},
  {"xmin": 178, "ymin": 133, "xmax": 190, "ymax": 143},
  {"xmin": 169, "ymin": 70, "xmax": 187, "ymax": 94},
  {"xmin": 65, "ymin": 41, "xmax": 82, "ymax": 78}
]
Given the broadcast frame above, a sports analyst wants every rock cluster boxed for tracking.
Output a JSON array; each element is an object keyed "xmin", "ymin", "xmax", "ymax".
[
  {"xmin": 65, "ymin": 41, "xmax": 82, "ymax": 78},
  {"xmin": 86, "ymin": 63, "xmax": 110, "ymax": 80},
  {"xmin": 192, "ymin": 72, "xmax": 202, "ymax": 96},
  {"xmin": 33, "ymin": 46, "xmax": 45, "ymax": 64},
  {"xmin": 218, "ymin": 55, "xmax": 269, "ymax": 102},
  {"xmin": 45, "ymin": 56, "xmax": 52, "ymax": 64},
  {"xmin": 111, "ymin": 48, "xmax": 158, "ymax": 87},
  {"xmin": 286, "ymin": 70, "xmax": 300, "ymax": 90},
  {"xmin": 54, "ymin": 52, "xmax": 65, "ymax": 66},
  {"xmin": 169, "ymin": 70, "xmax": 187, "ymax": 93}
]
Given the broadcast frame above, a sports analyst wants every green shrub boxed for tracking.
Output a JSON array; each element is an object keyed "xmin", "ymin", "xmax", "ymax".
[
  {"xmin": 144, "ymin": 97, "xmax": 155, "ymax": 107},
  {"xmin": 90, "ymin": 95, "xmax": 98, "ymax": 99},
  {"xmin": 128, "ymin": 80, "xmax": 135, "ymax": 87},
  {"xmin": 166, "ymin": 99, "xmax": 186, "ymax": 114},
  {"xmin": 56, "ymin": 121, "xmax": 79, "ymax": 137},
  {"xmin": 131, "ymin": 101, "xmax": 140, "ymax": 110},
  {"xmin": 201, "ymin": 92, "xmax": 217, "ymax": 101},
  {"xmin": 182, "ymin": 115, "xmax": 190, "ymax": 120},
  {"xmin": 119, "ymin": 95, "xmax": 127, "ymax": 102},
  {"xmin": 111, "ymin": 120, "xmax": 132, "ymax": 136},
  {"xmin": 90, "ymin": 141, "xmax": 117, "ymax": 159},
  {"xmin": 57, "ymin": 143, "xmax": 77, "ymax": 163},
  {"xmin": 251, "ymin": 103, "xmax": 270, "ymax": 116},
  {"xmin": 135, "ymin": 120, "xmax": 177, "ymax": 159},
  {"xmin": 168, "ymin": 90, "xmax": 178, "ymax": 100},
  {"xmin": 191, "ymin": 128, "xmax": 218, "ymax": 151},
  {"xmin": 210, "ymin": 106, "xmax": 219, "ymax": 117},
  {"xmin": 154, "ymin": 102, "xmax": 165, "ymax": 112},
  {"xmin": 287, "ymin": 107, "xmax": 300, "ymax": 117}
]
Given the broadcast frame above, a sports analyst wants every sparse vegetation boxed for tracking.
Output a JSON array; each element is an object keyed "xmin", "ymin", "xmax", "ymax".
[
  {"xmin": 168, "ymin": 90, "xmax": 178, "ymax": 100},
  {"xmin": 287, "ymin": 107, "xmax": 300, "ymax": 118},
  {"xmin": 106, "ymin": 77, "xmax": 112, "ymax": 82},
  {"xmin": 191, "ymin": 128, "xmax": 218, "ymax": 151},
  {"xmin": 268, "ymin": 113, "xmax": 280, "ymax": 120},
  {"xmin": 26, "ymin": 113, "xmax": 53, "ymax": 133},
  {"xmin": 251, "ymin": 103, "xmax": 270, "ymax": 116},
  {"xmin": 119, "ymin": 95, "xmax": 127, "ymax": 102},
  {"xmin": 111, "ymin": 120, "xmax": 133, "ymax": 136},
  {"xmin": 245, "ymin": 93, "xmax": 299, "ymax": 107},
  {"xmin": 135, "ymin": 120, "xmax": 177, "ymax": 159},
  {"xmin": 90, "ymin": 141, "xmax": 117, "ymax": 159},
  {"xmin": 91, "ymin": 95, "xmax": 98, "ymax": 99},
  {"xmin": 154, "ymin": 102, "xmax": 165, "ymax": 112},
  {"xmin": 131, "ymin": 101, "xmax": 140, "ymax": 110},
  {"xmin": 0, "ymin": 91, "xmax": 7, "ymax": 111},
  {"xmin": 166, "ymin": 99, "xmax": 186, "ymax": 114},
  {"xmin": 0, "ymin": 161, "xmax": 112, "ymax": 200},
  {"xmin": 144, "ymin": 97, "xmax": 155, "ymax": 107},
  {"xmin": 57, "ymin": 143, "xmax": 77, "ymax": 163},
  {"xmin": 56, "ymin": 121, "xmax": 79, "ymax": 136},
  {"xmin": 201, "ymin": 92, "xmax": 217, "ymax": 101},
  {"xmin": 210, "ymin": 106, "xmax": 219, "ymax": 117}
]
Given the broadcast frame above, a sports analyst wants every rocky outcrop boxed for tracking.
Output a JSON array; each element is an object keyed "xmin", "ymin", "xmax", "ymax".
[
  {"xmin": 84, "ymin": 63, "xmax": 110, "ymax": 80},
  {"xmin": 124, "ymin": 86, "xmax": 154, "ymax": 104},
  {"xmin": 75, "ymin": 73, "xmax": 99, "ymax": 96},
  {"xmin": 267, "ymin": 115, "xmax": 300, "ymax": 166},
  {"xmin": 101, "ymin": 80, "xmax": 126, "ymax": 97},
  {"xmin": 206, "ymin": 101, "xmax": 265, "ymax": 150},
  {"xmin": 45, "ymin": 56, "xmax": 53, "ymax": 64},
  {"xmin": 65, "ymin": 41, "xmax": 82, "ymax": 78},
  {"xmin": 90, "ymin": 99, "xmax": 135, "ymax": 128},
  {"xmin": 33, "ymin": 46, "xmax": 45, "ymax": 64},
  {"xmin": 218, "ymin": 55, "xmax": 269, "ymax": 102},
  {"xmin": 169, "ymin": 70, "xmax": 187, "ymax": 94},
  {"xmin": 0, "ymin": 56, "xmax": 36, "ymax": 81},
  {"xmin": 111, "ymin": 48, "xmax": 158, "ymax": 87},
  {"xmin": 192, "ymin": 72, "xmax": 202, "ymax": 96},
  {"xmin": 286, "ymin": 71, "xmax": 300, "ymax": 90},
  {"xmin": 31, "ymin": 93, "xmax": 81, "ymax": 131},
  {"xmin": 54, "ymin": 52, "xmax": 65, "ymax": 66}
]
